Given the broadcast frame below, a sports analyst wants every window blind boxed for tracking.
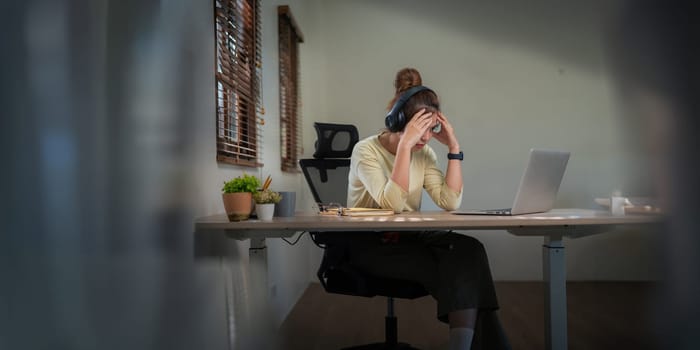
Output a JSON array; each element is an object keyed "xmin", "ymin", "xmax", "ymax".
[
  {"xmin": 278, "ymin": 5, "xmax": 303, "ymax": 172},
  {"xmin": 215, "ymin": 0, "xmax": 263, "ymax": 167}
]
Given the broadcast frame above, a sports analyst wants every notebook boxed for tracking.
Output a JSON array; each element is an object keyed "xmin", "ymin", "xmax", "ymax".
[{"xmin": 453, "ymin": 149, "xmax": 570, "ymax": 216}]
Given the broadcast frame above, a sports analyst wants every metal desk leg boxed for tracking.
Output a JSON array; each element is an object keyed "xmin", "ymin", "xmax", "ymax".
[
  {"xmin": 249, "ymin": 237, "xmax": 268, "ymax": 301},
  {"xmin": 543, "ymin": 235, "xmax": 567, "ymax": 350},
  {"xmin": 223, "ymin": 237, "xmax": 271, "ymax": 350},
  {"xmin": 247, "ymin": 237, "xmax": 271, "ymax": 347}
]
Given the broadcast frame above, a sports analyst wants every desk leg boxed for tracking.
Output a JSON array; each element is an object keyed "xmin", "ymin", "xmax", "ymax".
[
  {"xmin": 247, "ymin": 237, "xmax": 272, "ymax": 346},
  {"xmin": 249, "ymin": 237, "xmax": 268, "ymax": 298},
  {"xmin": 223, "ymin": 237, "xmax": 271, "ymax": 349},
  {"xmin": 543, "ymin": 235, "xmax": 567, "ymax": 350}
]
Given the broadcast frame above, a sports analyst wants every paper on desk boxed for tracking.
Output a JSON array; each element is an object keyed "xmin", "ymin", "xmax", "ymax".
[{"xmin": 319, "ymin": 207, "xmax": 395, "ymax": 217}]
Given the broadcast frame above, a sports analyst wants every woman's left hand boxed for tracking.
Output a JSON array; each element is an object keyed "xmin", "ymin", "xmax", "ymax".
[{"xmin": 432, "ymin": 112, "xmax": 460, "ymax": 152}]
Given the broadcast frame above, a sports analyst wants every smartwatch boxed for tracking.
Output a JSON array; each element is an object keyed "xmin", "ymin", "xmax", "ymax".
[{"xmin": 447, "ymin": 151, "xmax": 464, "ymax": 161}]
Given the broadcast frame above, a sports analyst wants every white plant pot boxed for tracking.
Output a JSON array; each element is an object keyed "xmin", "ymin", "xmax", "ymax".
[{"xmin": 255, "ymin": 203, "xmax": 275, "ymax": 221}]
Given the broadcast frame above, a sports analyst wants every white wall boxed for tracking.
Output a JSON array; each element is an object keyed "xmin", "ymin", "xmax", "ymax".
[{"xmin": 299, "ymin": 0, "xmax": 661, "ymax": 280}]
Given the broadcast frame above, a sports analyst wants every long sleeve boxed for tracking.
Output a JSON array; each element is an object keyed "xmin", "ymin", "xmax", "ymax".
[
  {"xmin": 349, "ymin": 142, "xmax": 408, "ymax": 213},
  {"xmin": 351, "ymin": 157, "xmax": 408, "ymax": 213},
  {"xmin": 423, "ymin": 147, "xmax": 463, "ymax": 210}
]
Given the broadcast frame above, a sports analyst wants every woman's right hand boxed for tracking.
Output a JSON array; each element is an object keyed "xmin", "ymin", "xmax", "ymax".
[{"xmin": 397, "ymin": 108, "xmax": 433, "ymax": 149}]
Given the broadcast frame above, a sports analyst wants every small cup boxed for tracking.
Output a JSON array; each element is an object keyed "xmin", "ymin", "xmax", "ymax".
[
  {"xmin": 610, "ymin": 196, "xmax": 626, "ymax": 216},
  {"xmin": 274, "ymin": 191, "xmax": 296, "ymax": 217}
]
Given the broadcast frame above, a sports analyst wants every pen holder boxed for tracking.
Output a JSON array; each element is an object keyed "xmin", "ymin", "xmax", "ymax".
[{"xmin": 274, "ymin": 191, "xmax": 296, "ymax": 217}]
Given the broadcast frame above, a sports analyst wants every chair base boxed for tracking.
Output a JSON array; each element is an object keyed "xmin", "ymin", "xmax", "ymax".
[
  {"xmin": 340, "ymin": 301, "xmax": 422, "ymax": 350},
  {"xmin": 342, "ymin": 342, "xmax": 420, "ymax": 350}
]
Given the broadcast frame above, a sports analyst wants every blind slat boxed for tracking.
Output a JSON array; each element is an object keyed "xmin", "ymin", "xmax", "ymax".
[{"xmin": 215, "ymin": 0, "xmax": 261, "ymax": 168}]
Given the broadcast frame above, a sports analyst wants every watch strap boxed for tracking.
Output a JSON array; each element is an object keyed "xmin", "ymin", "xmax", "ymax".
[{"xmin": 447, "ymin": 151, "xmax": 464, "ymax": 161}]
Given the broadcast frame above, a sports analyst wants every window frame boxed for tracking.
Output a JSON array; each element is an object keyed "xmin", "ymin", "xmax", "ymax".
[{"xmin": 278, "ymin": 5, "xmax": 304, "ymax": 172}]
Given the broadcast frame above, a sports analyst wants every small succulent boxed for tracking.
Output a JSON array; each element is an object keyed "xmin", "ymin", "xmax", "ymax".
[{"xmin": 253, "ymin": 189, "xmax": 282, "ymax": 204}]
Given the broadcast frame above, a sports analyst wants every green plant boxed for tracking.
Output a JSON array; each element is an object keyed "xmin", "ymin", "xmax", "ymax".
[
  {"xmin": 253, "ymin": 189, "xmax": 282, "ymax": 204},
  {"xmin": 222, "ymin": 174, "xmax": 261, "ymax": 194}
]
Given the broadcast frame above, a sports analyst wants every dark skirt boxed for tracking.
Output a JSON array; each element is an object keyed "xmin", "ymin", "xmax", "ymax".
[{"xmin": 342, "ymin": 231, "xmax": 511, "ymax": 350}]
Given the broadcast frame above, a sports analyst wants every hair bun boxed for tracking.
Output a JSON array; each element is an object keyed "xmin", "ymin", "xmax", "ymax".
[{"xmin": 394, "ymin": 68, "xmax": 423, "ymax": 94}]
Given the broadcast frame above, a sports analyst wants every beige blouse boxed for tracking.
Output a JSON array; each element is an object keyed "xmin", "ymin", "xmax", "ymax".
[{"xmin": 347, "ymin": 134, "xmax": 463, "ymax": 213}]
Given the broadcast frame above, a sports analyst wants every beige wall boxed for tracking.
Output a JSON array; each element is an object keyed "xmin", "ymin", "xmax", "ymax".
[{"xmin": 299, "ymin": 0, "xmax": 660, "ymax": 280}]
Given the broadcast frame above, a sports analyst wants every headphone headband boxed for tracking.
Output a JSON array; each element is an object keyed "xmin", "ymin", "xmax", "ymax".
[{"xmin": 385, "ymin": 85, "xmax": 434, "ymax": 132}]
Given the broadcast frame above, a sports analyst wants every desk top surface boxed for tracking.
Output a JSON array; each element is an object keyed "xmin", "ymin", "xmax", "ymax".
[{"xmin": 195, "ymin": 209, "xmax": 661, "ymax": 233}]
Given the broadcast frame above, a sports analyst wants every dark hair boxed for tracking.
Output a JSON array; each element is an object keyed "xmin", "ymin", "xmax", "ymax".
[{"xmin": 386, "ymin": 68, "xmax": 440, "ymax": 129}]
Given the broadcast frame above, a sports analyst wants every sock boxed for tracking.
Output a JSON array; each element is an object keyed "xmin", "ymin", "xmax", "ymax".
[{"xmin": 448, "ymin": 327, "xmax": 475, "ymax": 350}]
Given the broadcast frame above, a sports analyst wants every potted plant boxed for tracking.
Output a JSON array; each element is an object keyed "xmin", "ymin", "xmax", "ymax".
[
  {"xmin": 253, "ymin": 189, "xmax": 282, "ymax": 221},
  {"xmin": 222, "ymin": 174, "xmax": 261, "ymax": 221}
]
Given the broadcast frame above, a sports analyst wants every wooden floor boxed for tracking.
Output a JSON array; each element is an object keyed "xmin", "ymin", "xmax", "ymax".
[{"xmin": 279, "ymin": 282, "xmax": 659, "ymax": 350}]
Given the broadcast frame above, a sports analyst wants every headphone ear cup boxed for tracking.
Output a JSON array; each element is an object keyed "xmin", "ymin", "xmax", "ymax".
[
  {"xmin": 385, "ymin": 110, "xmax": 405, "ymax": 133},
  {"xmin": 384, "ymin": 113, "xmax": 394, "ymax": 132},
  {"xmin": 396, "ymin": 111, "xmax": 406, "ymax": 132}
]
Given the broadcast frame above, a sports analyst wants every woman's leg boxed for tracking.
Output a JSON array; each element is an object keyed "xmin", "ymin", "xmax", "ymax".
[
  {"xmin": 448, "ymin": 308, "xmax": 478, "ymax": 350},
  {"xmin": 420, "ymin": 232, "xmax": 510, "ymax": 350},
  {"xmin": 449, "ymin": 308, "xmax": 477, "ymax": 329}
]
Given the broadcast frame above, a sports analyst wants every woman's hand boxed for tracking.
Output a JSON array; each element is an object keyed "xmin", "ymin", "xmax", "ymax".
[
  {"xmin": 432, "ymin": 112, "xmax": 460, "ymax": 153},
  {"xmin": 398, "ymin": 108, "xmax": 433, "ymax": 150}
]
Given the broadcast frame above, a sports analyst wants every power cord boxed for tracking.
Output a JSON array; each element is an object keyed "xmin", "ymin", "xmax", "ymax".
[{"xmin": 282, "ymin": 231, "xmax": 308, "ymax": 245}]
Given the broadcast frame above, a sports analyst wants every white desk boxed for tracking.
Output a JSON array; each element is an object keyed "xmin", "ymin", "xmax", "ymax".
[{"xmin": 195, "ymin": 209, "xmax": 660, "ymax": 350}]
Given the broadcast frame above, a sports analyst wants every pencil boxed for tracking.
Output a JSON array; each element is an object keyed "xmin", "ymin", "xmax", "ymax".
[{"xmin": 262, "ymin": 175, "xmax": 272, "ymax": 190}]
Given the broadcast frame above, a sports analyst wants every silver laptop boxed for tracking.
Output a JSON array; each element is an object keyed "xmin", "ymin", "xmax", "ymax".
[{"xmin": 453, "ymin": 149, "xmax": 570, "ymax": 216}]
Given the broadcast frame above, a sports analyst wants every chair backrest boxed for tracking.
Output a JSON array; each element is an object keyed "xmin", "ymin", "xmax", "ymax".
[
  {"xmin": 300, "ymin": 122, "xmax": 358, "ymax": 207},
  {"xmin": 299, "ymin": 158, "xmax": 351, "ymax": 207},
  {"xmin": 311, "ymin": 122, "xmax": 359, "ymax": 159}
]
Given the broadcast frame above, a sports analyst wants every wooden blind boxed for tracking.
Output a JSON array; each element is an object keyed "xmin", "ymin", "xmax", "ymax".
[
  {"xmin": 278, "ymin": 6, "xmax": 304, "ymax": 172},
  {"xmin": 215, "ymin": 0, "xmax": 263, "ymax": 167}
]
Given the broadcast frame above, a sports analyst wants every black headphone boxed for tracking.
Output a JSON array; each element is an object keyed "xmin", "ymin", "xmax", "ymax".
[{"xmin": 384, "ymin": 85, "xmax": 435, "ymax": 132}]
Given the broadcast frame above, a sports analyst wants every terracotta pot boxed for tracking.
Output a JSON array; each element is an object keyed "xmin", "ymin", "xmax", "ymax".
[{"xmin": 222, "ymin": 192, "xmax": 253, "ymax": 221}]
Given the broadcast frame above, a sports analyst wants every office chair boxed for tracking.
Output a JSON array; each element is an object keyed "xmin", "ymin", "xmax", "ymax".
[{"xmin": 300, "ymin": 122, "xmax": 428, "ymax": 350}]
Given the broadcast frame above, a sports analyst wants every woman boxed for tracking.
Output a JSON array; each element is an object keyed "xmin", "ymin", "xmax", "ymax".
[{"xmin": 345, "ymin": 68, "xmax": 510, "ymax": 350}]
